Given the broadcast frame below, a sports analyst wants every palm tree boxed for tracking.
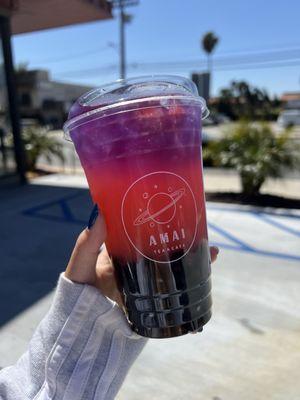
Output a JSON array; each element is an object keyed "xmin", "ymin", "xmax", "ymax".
[{"xmin": 201, "ymin": 32, "xmax": 219, "ymax": 74}]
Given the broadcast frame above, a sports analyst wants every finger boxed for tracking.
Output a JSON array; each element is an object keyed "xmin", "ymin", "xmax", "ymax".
[
  {"xmin": 96, "ymin": 248, "xmax": 125, "ymax": 308},
  {"xmin": 210, "ymin": 246, "xmax": 219, "ymax": 263},
  {"xmin": 65, "ymin": 206, "xmax": 107, "ymax": 284}
]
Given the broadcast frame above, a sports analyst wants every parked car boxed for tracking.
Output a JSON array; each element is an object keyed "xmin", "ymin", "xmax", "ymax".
[
  {"xmin": 202, "ymin": 113, "xmax": 231, "ymax": 126},
  {"xmin": 202, "ymin": 116, "xmax": 217, "ymax": 126},
  {"xmin": 277, "ymin": 109, "xmax": 300, "ymax": 128}
]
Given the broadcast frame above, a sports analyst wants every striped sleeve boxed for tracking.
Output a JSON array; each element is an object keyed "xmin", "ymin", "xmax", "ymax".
[{"xmin": 0, "ymin": 274, "xmax": 147, "ymax": 400}]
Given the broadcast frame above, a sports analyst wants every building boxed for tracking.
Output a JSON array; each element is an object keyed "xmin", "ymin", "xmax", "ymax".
[
  {"xmin": 17, "ymin": 69, "xmax": 92, "ymax": 129},
  {"xmin": 0, "ymin": 0, "xmax": 113, "ymax": 182},
  {"xmin": 281, "ymin": 92, "xmax": 300, "ymax": 110}
]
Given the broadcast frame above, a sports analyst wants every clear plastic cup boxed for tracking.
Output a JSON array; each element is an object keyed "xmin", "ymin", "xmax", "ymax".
[{"xmin": 64, "ymin": 75, "xmax": 212, "ymax": 338}]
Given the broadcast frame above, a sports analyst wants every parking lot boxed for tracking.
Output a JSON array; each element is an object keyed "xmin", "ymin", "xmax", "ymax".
[
  {"xmin": 0, "ymin": 174, "xmax": 299, "ymax": 399},
  {"xmin": 118, "ymin": 203, "xmax": 300, "ymax": 400}
]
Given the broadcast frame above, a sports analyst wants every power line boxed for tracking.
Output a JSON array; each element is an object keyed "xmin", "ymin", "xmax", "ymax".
[
  {"xmin": 55, "ymin": 60, "xmax": 300, "ymax": 80},
  {"xmin": 141, "ymin": 60, "xmax": 300, "ymax": 72},
  {"xmin": 129, "ymin": 60, "xmax": 300, "ymax": 73},
  {"xmin": 54, "ymin": 47, "xmax": 300, "ymax": 77},
  {"xmin": 211, "ymin": 48, "xmax": 300, "ymax": 65},
  {"xmin": 214, "ymin": 60, "xmax": 300, "ymax": 71},
  {"xmin": 210, "ymin": 43, "xmax": 300, "ymax": 56},
  {"xmin": 127, "ymin": 48, "xmax": 300, "ymax": 69},
  {"xmin": 28, "ymin": 45, "xmax": 113, "ymax": 64},
  {"xmin": 25, "ymin": 42, "xmax": 300, "ymax": 66}
]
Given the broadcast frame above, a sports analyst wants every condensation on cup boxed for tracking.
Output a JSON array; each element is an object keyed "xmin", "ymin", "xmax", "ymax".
[{"xmin": 64, "ymin": 76, "xmax": 212, "ymax": 338}]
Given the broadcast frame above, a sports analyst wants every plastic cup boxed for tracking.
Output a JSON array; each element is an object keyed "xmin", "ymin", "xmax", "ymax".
[{"xmin": 64, "ymin": 75, "xmax": 212, "ymax": 338}]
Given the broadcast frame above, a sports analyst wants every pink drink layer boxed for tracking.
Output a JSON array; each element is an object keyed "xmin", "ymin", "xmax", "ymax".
[{"xmin": 66, "ymin": 78, "xmax": 212, "ymax": 338}]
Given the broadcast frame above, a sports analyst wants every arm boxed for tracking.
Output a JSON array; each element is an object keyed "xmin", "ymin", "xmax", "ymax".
[
  {"xmin": 0, "ymin": 208, "xmax": 147, "ymax": 400},
  {"xmin": 0, "ymin": 206, "xmax": 218, "ymax": 400},
  {"xmin": 0, "ymin": 273, "xmax": 146, "ymax": 400}
]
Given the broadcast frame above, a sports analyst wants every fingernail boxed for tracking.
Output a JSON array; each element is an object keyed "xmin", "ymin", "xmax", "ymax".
[{"xmin": 87, "ymin": 204, "xmax": 98, "ymax": 229}]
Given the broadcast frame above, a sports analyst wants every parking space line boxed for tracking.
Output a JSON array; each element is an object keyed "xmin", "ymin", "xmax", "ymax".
[
  {"xmin": 210, "ymin": 241, "xmax": 300, "ymax": 262},
  {"xmin": 23, "ymin": 191, "xmax": 86, "ymax": 226},
  {"xmin": 208, "ymin": 222, "xmax": 253, "ymax": 251},
  {"xmin": 22, "ymin": 196, "xmax": 300, "ymax": 262},
  {"xmin": 208, "ymin": 204, "xmax": 300, "ymax": 219},
  {"xmin": 208, "ymin": 210, "xmax": 300, "ymax": 262},
  {"xmin": 252, "ymin": 212, "xmax": 300, "ymax": 238}
]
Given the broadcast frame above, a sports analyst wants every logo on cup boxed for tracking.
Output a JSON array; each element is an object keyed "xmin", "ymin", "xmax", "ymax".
[{"xmin": 121, "ymin": 171, "xmax": 198, "ymax": 263}]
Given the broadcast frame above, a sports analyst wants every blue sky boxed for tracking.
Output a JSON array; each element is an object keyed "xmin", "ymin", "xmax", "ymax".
[{"xmin": 12, "ymin": 0, "xmax": 300, "ymax": 96}]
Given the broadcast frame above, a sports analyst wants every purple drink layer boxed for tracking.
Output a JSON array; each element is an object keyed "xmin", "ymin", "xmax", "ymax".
[{"xmin": 70, "ymin": 99, "xmax": 208, "ymax": 266}]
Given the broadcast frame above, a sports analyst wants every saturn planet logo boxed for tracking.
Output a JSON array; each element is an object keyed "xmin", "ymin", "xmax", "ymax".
[
  {"xmin": 121, "ymin": 171, "xmax": 198, "ymax": 263},
  {"xmin": 133, "ymin": 188, "xmax": 185, "ymax": 226}
]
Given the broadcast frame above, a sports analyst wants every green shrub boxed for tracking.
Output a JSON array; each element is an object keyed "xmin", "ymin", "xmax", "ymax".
[
  {"xmin": 207, "ymin": 121, "xmax": 299, "ymax": 196},
  {"xmin": 22, "ymin": 126, "xmax": 65, "ymax": 171}
]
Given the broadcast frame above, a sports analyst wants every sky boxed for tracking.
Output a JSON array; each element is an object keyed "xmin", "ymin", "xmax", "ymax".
[{"xmin": 12, "ymin": 0, "xmax": 300, "ymax": 97}]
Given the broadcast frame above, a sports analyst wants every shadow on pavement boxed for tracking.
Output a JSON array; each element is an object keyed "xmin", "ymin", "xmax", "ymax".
[
  {"xmin": 206, "ymin": 191, "xmax": 300, "ymax": 209},
  {"xmin": 0, "ymin": 182, "xmax": 92, "ymax": 327}
]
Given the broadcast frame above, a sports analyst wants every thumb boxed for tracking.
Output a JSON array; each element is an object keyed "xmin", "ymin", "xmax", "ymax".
[{"xmin": 65, "ymin": 205, "xmax": 107, "ymax": 285}]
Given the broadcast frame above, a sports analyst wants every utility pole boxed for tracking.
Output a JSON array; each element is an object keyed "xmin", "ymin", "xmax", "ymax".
[
  {"xmin": 0, "ymin": 16, "xmax": 27, "ymax": 183},
  {"xmin": 119, "ymin": 0, "xmax": 125, "ymax": 79},
  {"xmin": 110, "ymin": 0, "xmax": 139, "ymax": 80}
]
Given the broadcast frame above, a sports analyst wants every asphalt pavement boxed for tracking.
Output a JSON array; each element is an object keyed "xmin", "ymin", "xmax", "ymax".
[{"xmin": 0, "ymin": 173, "xmax": 299, "ymax": 399}]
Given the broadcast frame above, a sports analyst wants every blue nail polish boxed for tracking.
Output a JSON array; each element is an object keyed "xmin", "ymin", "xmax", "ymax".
[{"xmin": 87, "ymin": 204, "xmax": 98, "ymax": 229}]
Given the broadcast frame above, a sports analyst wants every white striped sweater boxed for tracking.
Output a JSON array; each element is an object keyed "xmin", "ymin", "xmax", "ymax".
[{"xmin": 0, "ymin": 274, "xmax": 147, "ymax": 399}]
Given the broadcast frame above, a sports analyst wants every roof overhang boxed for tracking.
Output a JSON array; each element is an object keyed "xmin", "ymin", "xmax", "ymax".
[{"xmin": 0, "ymin": 0, "xmax": 113, "ymax": 34}]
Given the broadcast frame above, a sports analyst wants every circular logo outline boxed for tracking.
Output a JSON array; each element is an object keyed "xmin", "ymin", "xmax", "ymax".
[{"xmin": 121, "ymin": 171, "xmax": 198, "ymax": 264}]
